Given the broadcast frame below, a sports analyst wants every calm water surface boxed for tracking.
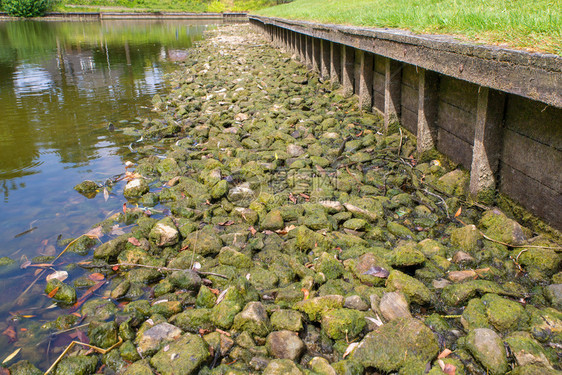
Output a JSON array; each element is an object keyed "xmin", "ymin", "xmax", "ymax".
[{"xmin": 0, "ymin": 19, "xmax": 215, "ymax": 366}]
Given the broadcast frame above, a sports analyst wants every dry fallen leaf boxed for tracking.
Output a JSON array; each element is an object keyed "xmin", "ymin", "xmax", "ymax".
[
  {"xmin": 2, "ymin": 326, "xmax": 16, "ymax": 342},
  {"xmin": 454, "ymin": 207, "xmax": 462, "ymax": 218},
  {"xmin": 2, "ymin": 347, "xmax": 21, "ymax": 364},
  {"xmin": 128, "ymin": 237, "xmax": 141, "ymax": 246},
  {"xmin": 46, "ymin": 271, "xmax": 68, "ymax": 283},
  {"xmin": 438, "ymin": 359, "xmax": 456, "ymax": 375},
  {"xmin": 41, "ymin": 244, "xmax": 57, "ymax": 256},
  {"xmin": 343, "ymin": 342, "xmax": 360, "ymax": 358},
  {"xmin": 47, "ymin": 286, "xmax": 60, "ymax": 298},
  {"xmin": 88, "ymin": 273, "xmax": 105, "ymax": 281},
  {"xmin": 248, "ymin": 226, "xmax": 257, "ymax": 236},
  {"xmin": 85, "ymin": 226, "xmax": 103, "ymax": 239},
  {"xmin": 438, "ymin": 348, "xmax": 452, "ymax": 359},
  {"xmin": 110, "ymin": 225, "xmax": 125, "ymax": 236}
]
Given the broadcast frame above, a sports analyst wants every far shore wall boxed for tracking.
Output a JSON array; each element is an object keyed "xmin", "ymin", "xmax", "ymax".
[
  {"xmin": 0, "ymin": 11, "xmax": 248, "ymax": 21},
  {"xmin": 250, "ymin": 16, "xmax": 562, "ymax": 231}
]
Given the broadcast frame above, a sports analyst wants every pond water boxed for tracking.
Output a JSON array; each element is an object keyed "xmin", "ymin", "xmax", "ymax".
[{"xmin": 0, "ymin": 19, "xmax": 216, "ymax": 367}]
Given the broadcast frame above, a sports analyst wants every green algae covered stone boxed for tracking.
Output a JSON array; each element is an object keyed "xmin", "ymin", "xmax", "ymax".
[
  {"xmin": 321, "ymin": 308, "xmax": 365, "ymax": 340},
  {"xmin": 352, "ymin": 317, "xmax": 438, "ymax": 372},
  {"xmin": 150, "ymin": 333, "xmax": 210, "ymax": 375}
]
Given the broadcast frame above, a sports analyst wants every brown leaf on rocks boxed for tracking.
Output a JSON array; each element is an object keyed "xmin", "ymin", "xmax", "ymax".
[
  {"xmin": 85, "ymin": 226, "xmax": 103, "ymax": 239},
  {"xmin": 447, "ymin": 270, "xmax": 477, "ymax": 283},
  {"xmin": 454, "ymin": 207, "xmax": 462, "ymax": 218},
  {"xmin": 438, "ymin": 359, "xmax": 456, "ymax": 375},
  {"xmin": 362, "ymin": 266, "xmax": 390, "ymax": 278},
  {"xmin": 88, "ymin": 273, "xmax": 105, "ymax": 281},
  {"xmin": 438, "ymin": 348, "xmax": 452, "ymax": 358},
  {"xmin": 248, "ymin": 226, "xmax": 257, "ymax": 236},
  {"xmin": 218, "ymin": 220, "xmax": 234, "ymax": 226},
  {"xmin": 46, "ymin": 271, "xmax": 68, "ymax": 283},
  {"xmin": 288, "ymin": 193, "xmax": 297, "ymax": 204},
  {"xmin": 47, "ymin": 287, "xmax": 60, "ymax": 298},
  {"xmin": 2, "ymin": 326, "xmax": 16, "ymax": 342},
  {"xmin": 166, "ymin": 176, "xmax": 181, "ymax": 187},
  {"xmin": 41, "ymin": 245, "xmax": 57, "ymax": 256},
  {"xmin": 110, "ymin": 225, "xmax": 125, "ymax": 236},
  {"xmin": 128, "ymin": 237, "xmax": 141, "ymax": 246}
]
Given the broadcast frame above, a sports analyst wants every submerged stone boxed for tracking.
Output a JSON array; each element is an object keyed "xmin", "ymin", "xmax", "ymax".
[{"xmin": 45, "ymin": 279, "xmax": 77, "ymax": 305}]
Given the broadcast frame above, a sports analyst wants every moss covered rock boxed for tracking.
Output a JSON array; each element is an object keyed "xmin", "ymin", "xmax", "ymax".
[
  {"xmin": 232, "ymin": 301, "xmax": 271, "ymax": 336},
  {"xmin": 54, "ymin": 355, "xmax": 98, "ymax": 375},
  {"xmin": 45, "ymin": 279, "xmax": 77, "ymax": 304},
  {"xmin": 124, "ymin": 178, "xmax": 149, "ymax": 198},
  {"xmin": 321, "ymin": 308, "xmax": 365, "ymax": 340},
  {"xmin": 294, "ymin": 295, "xmax": 344, "ymax": 321},
  {"xmin": 481, "ymin": 293, "xmax": 529, "ymax": 332},
  {"xmin": 387, "ymin": 270, "xmax": 433, "ymax": 305},
  {"xmin": 352, "ymin": 317, "xmax": 439, "ymax": 372},
  {"xmin": 150, "ymin": 333, "xmax": 210, "ymax": 375}
]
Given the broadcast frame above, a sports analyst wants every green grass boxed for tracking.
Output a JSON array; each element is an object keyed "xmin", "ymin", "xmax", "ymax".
[
  {"xmin": 51, "ymin": 0, "xmax": 278, "ymax": 13},
  {"xmin": 256, "ymin": 0, "xmax": 562, "ymax": 55}
]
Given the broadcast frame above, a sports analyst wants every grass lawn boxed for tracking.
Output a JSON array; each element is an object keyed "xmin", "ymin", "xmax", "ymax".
[{"xmin": 255, "ymin": 0, "xmax": 562, "ymax": 55}]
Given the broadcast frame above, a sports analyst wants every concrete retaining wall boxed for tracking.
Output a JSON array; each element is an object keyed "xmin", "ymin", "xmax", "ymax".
[
  {"xmin": 0, "ymin": 12, "xmax": 248, "ymax": 21},
  {"xmin": 250, "ymin": 16, "xmax": 562, "ymax": 231}
]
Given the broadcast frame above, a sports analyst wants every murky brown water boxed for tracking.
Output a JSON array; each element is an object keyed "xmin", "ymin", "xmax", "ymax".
[{"xmin": 0, "ymin": 19, "xmax": 216, "ymax": 367}]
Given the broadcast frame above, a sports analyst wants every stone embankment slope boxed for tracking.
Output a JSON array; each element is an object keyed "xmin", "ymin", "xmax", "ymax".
[{"xmin": 14, "ymin": 24, "xmax": 561, "ymax": 375}]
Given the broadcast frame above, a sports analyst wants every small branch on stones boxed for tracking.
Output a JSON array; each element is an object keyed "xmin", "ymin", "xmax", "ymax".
[
  {"xmin": 107, "ymin": 263, "xmax": 228, "ymax": 278},
  {"xmin": 423, "ymin": 188, "xmax": 450, "ymax": 219}
]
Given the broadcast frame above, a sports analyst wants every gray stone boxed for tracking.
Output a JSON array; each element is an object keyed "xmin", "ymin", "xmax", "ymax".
[
  {"xmin": 149, "ymin": 218, "xmax": 179, "ymax": 247},
  {"xmin": 287, "ymin": 144, "xmax": 305, "ymax": 157},
  {"xmin": 137, "ymin": 322, "xmax": 182, "ymax": 355},
  {"xmin": 545, "ymin": 284, "xmax": 562, "ymax": 309},
  {"xmin": 266, "ymin": 330, "xmax": 305, "ymax": 361},
  {"xmin": 344, "ymin": 295, "xmax": 369, "ymax": 311},
  {"xmin": 232, "ymin": 301, "xmax": 271, "ymax": 337},
  {"xmin": 124, "ymin": 178, "xmax": 149, "ymax": 198},
  {"xmin": 263, "ymin": 359, "xmax": 303, "ymax": 375},
  {"xmin": 465, "ymin": 328, "xmax": 508, "ymax": 375},
  {"xmin": 379, "ymin": 291, "xmax": 411, "ymax": 321}
]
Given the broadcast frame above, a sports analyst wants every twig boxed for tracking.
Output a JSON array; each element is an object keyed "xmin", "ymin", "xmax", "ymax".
[
  {"xmin": 15, "ymin": 270, "xmax": 45, "ymax": 304},
  {"xmin": 345, "ymin": 166, "xmax": 363, "ymax": 185},
  {"xmin": 457, "ymin": 217, "xmax": 562, "ymax": 250},
  {"xmin": 397, "ymin": 128, "xmax": 403, "ymax": 156},
  {"xmin": 423, "ymin": 189, "xmax": 450, "ymax": 219},
  {"xmin": 107, "ymin": 263, "xmax": 228, "ymax": 278},
  {"xmin": 44, "ymin": 337, "xmax": 122, "ymax": 375}
]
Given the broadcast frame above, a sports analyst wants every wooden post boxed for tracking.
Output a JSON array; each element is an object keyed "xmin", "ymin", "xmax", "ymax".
[
  {"xmin": 359, "ymin": 51, "xmax": 374, "ymax": 111},
  {"xmin": 298, "ymin": 34, "xmax": 304, "ymax": 62},
  {"xmin": 305, "ymin": 35, "xmax": 313, "ymax": 68},
  {"xmin": 341, "ymin": 45, "xmax": 355, "ymax": 97},
  {"xmin": 417, "ymin": 68, "xmax": 440, "ymax": 154},
  {"xmin": 330, "ymin": 42, "xmax": 342, "ymax": 86},
  {"xmin": 321, "ymin": 39, "xmax": 331, "ymax": 80},
  {"xmin": 312, "ymin": 37, "xmax": 321, "ymax": 73},
  {"xmin": 469, "ymin": 87, "xmax": 506, "ymax": 199},
  {"xmin": 384, "ymin": 57, "xmax": 402, "ymax": 133}
]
